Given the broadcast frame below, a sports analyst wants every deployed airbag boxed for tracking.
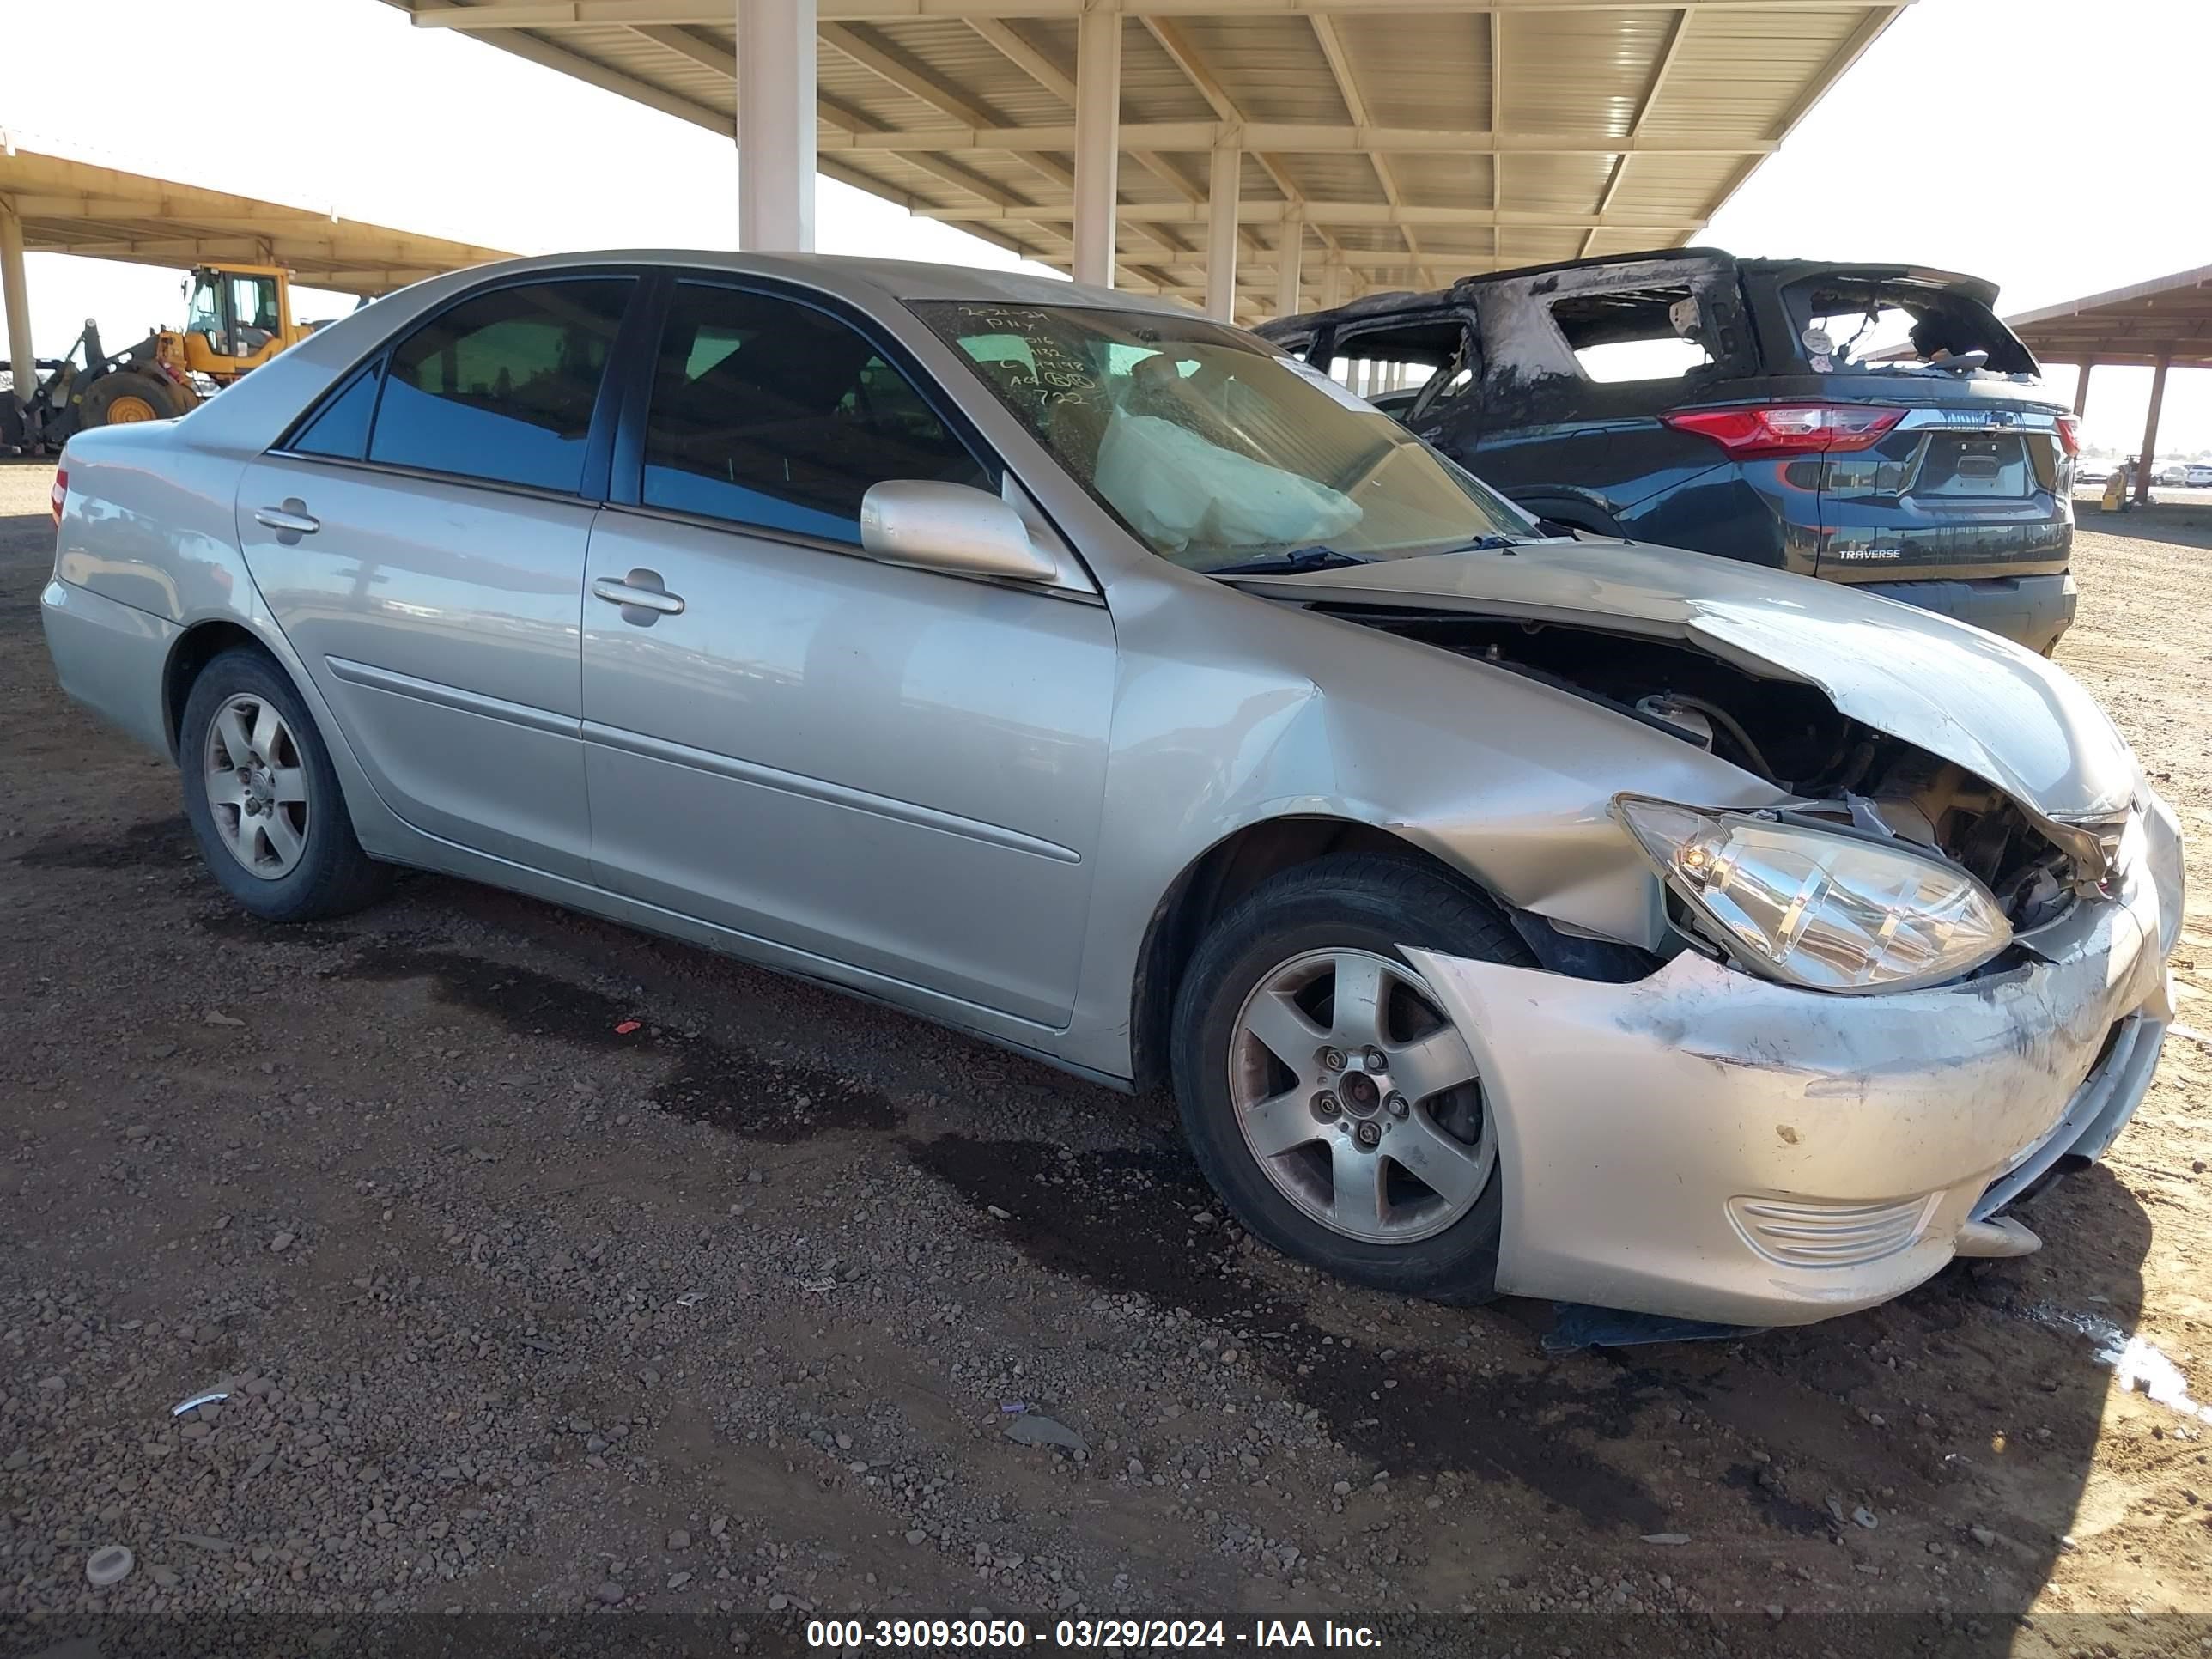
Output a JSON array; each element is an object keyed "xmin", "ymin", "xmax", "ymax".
[{"xmin": 1095, "ymin": 410, "xmax": 1364, "ymax": 555}]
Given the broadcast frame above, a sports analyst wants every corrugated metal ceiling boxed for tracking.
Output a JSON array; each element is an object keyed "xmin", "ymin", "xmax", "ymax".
[{"xmin": 375, "ymin": 0, "xmax": 1907, "ymax": 319}]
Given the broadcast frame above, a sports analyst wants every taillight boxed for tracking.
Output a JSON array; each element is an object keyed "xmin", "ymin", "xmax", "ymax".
[
  {"xmin": 50, "ymin": 466, "xmax": 67, "ymax": 529},
  {"xmin": 1662, "ymin": 404, "xmax": 1906, "ymax": 459},
  {"xmin": 2055, "ymin": 413, "xmax": 2081, "ymax": 459}
]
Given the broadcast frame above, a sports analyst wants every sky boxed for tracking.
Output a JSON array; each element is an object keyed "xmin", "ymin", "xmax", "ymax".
[{"xmin": 7, "ymin": 0, "xmax": 2209, "ymax": 454}]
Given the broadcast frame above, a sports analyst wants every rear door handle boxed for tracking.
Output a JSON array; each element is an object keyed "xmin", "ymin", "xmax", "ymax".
[
  {"xmin": 253, "ymin": 500, "xmax": 319, "ymax": 542},
  {"xmin": 591, "ymin": 569, "xmax": 686, "ymax": 619}
]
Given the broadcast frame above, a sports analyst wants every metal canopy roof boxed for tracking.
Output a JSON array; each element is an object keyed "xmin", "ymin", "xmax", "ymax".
[
  {"xmin": 382, "ymin": 0, "xmax": 1908, "ymax": 318},
  {"xmin": 2008, "ymin": 264, "xmax": 2212, "ymax": 372},
  {"xmin": 0, "ymin": 143, "xmax": 514, "ymax": 297}
]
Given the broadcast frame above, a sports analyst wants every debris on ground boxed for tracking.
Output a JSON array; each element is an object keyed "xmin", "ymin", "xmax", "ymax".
[
  {"xmin": 1003, "ymin": 1413, "xmax": 1086, "ymax": 1454},
  {"xmin": 1542, "ymin": 1304, "xmax": 1765, "ymax": 1352}
]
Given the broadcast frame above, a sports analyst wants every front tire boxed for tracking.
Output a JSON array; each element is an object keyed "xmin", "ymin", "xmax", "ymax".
[
  {"xmin": 1170, "ymin": 853, "xmax": 1535, "ymax": 1304},
  {"xmin": 179, "ymin": 647, "xmax": 390, "ymax": 922}
]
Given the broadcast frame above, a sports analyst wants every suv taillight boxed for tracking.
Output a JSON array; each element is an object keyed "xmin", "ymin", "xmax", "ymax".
[
  {"xmin": 50, "ymin": 466, "xmax": 67, "ymax": 529},
  {"xmin": 2055, "ymin": 413, "xmax": 2082, "ymax": 458},
  {"xmin": 1662, "ymin": 404, "xmax": 1905, "ymax": 459}
]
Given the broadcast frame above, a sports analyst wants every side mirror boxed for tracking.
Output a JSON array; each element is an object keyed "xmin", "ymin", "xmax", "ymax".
[{"xmin": 859, "ymin": 480, "xmax": 1060, "ymax": 584}]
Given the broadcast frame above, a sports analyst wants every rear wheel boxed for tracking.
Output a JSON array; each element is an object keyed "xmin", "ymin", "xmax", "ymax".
[
  {"xmin": 179, "ymin": 647, "xmax": 390, "ymax": 922},
  {"xmin": 78, "ymin": 371, "xmax": 185, "ymax": 428},
  {"xmin": 1170, "ymin": 853, "xmax": 1535, "ymax": 1304}
]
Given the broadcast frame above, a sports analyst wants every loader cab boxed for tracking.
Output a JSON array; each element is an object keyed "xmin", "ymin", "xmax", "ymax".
[{"xmin": 180, "ymin": 264, "xmax": 299, "ymax": 377}]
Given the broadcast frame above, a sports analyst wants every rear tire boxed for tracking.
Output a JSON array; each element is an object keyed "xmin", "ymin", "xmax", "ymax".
[
  {"xmin": 1169, "ymin": 852, "xmax": 1536, "ymax": 1304},
  {"xmin": 179, "ymin": 647, "xmax": 390, "ymax": 922}
]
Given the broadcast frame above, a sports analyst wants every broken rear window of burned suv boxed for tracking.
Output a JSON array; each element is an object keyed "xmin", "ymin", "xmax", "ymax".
[{"xmin": 1784, "ymin": 272, "xmax": 2039, "ymax": 375}]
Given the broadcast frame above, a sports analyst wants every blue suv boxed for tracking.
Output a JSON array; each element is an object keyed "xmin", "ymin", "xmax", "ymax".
[{"xmin": 1261, "ymin": 248, "xmax": 2081, "ymax": 654}]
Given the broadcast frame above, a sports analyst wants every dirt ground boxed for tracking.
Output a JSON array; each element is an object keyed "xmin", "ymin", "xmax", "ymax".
[{"xmin": 5, "ymin": 459, "xmax": 2212, "ymax": 1655}]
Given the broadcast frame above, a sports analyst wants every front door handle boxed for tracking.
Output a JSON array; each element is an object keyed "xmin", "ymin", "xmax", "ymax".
[
  {"xmin": 253, "ymin": 500, "xmax": 319, "ymax": 543},
  {"xmin": 591, "ymin": 568, "xmax": 686, "ymax": 621}
]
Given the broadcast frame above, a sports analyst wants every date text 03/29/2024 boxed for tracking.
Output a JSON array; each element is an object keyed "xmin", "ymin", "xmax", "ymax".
[{"xmin": 805, "ymin": 1618, "xmax": 1383, "ymax": 1649}]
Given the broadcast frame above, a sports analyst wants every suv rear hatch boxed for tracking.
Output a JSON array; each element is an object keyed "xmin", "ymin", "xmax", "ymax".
[{"xmin": 1741, "ymin": 264, "xmax": 2076, "ymax": 581}]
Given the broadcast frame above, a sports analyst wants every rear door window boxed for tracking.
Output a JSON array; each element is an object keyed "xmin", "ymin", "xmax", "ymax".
[
  {"xmin": 368, "ymin": 278, "xmax": 633, "ymax": 493},
  {"xmin": 639, "ymin": 283, "xmax": 989, "ymax": 545}
]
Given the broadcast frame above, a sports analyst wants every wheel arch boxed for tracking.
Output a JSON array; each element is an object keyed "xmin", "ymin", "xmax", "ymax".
[
  {"xmin": 162, "ymin": 619, "xmax": 285, "ymax": 760},
  {"xmin": 1127, "ymin": 815, "xmax": 1513, "ymax": 1094}
]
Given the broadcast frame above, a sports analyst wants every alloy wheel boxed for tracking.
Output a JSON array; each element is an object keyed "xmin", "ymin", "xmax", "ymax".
[
  {"xmin": 1227, "ymin": 947, "xmax": 1493, "ymax": 1245},
  {"xmin": 202, "ymin": 692, "xmax": 311, "ymax": 879}
]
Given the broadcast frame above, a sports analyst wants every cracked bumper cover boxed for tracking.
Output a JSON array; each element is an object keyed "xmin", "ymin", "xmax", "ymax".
[{"xmin": 1407, "ymin": 793, "xmax": 2183, "ymax": 1328}]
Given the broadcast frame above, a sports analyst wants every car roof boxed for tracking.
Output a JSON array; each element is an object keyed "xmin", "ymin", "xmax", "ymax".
[
  {"xmin": 425, "ymin": 248, "xmax": 1206, "ymax": 318},
  {"xmin": 162, "ymin": 246, "xmax": 1215, "ymax": 457},
  {"xmin": 1259, "ymin": 246, "xmax": 2004, "ymax": 336}
]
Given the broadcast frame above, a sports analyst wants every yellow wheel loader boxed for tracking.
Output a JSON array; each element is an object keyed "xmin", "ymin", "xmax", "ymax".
[{"xmin": 4, "ymin": 264, "xmax": 315, "ymax": 453}]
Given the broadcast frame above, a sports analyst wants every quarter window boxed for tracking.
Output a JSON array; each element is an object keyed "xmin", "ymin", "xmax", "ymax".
[
  {"xmin": 368, "ymin": 278, "xmax": 632, "ymax": 493},
  {"xmin": 289, "ymin": 361, "xmax": 381, "ymax": 460},
  {"xmin": 641, "ymin": 283, "xmax": 988, "ymax": 544}
]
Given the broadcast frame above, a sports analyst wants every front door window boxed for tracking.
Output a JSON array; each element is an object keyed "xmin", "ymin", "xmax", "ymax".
[{"xmin": 639, "ymin": 282, "xmax": 989, "ymax": 543}]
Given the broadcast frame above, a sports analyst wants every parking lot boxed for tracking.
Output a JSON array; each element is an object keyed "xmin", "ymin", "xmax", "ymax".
[{"xmin": 4, "ymin": 458, "xmax": 2212, "ymax": 1645}]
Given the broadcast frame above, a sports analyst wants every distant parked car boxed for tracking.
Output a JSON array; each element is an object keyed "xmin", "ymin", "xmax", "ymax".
[
  {"xmin": 1262, "ymin": 248, "xmax": 2085, "ymax": 654},
  {"xmin": 2185, "ymin": 463, "xmax": 2212, "ymax": 488},
  {"xmin": 2155, "ymin": 462, "xmax": 2191, "ymax": 487},
  {"xmin": 2075, "ymin": 461, "xmax": 2113, "ymax": 486}
]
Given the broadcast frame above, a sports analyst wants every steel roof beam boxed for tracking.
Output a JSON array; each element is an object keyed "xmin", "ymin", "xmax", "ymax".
[
  {"xmin": 410, "ymin": 1, "xmax": 1915, "ymax": 23},
  {"xmin": 923, "ymin": 200, "xmax": 1700, "ymax": 228},
  {"xmin": 814, "ymin": 124, "xmax": 1771, "ymax": 154},
  {"xmin": 1580, "ymin": 4, "xmax": 1688, "ymax": 257}
]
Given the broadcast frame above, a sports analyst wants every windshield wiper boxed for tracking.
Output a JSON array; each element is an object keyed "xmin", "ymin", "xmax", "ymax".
[{"xmin": 1206, "ymin": 545, "xmax": 1374, "ymax": 575}]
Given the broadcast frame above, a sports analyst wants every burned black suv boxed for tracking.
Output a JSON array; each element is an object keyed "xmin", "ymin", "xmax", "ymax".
[{"xmin": 1261, "ymin": 248, "xmax": 2081, "ymax": 653}]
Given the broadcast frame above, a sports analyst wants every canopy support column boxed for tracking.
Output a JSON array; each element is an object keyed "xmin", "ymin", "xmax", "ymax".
[
  {"xmin": 737, "ymin": 0, "xmax": 817, "ymax": 252},
  {"xmin": 2134, "ymin": 357, "xmax": 2169, "ymax": 505},
  {"xmin": 1274, "ymin": 225, "xmax": 1303, "ymax": 319},
  {"xmin": 1072, "ymin": 7, "xmax": 1121, "ymax": 288},
  {"xmin": 1, "ymin": 203, "xmax": 32, "ymax": 428},
  {"xmin": 1203, "ymin": 147, "xmax": 1239, "ymax": 320},
  {"xmin": 2071, "ymin": 359, "xmax": 2094, "ymax": 417}
]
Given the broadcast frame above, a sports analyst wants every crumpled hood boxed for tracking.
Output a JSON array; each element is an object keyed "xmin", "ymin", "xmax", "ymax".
[{"xmin": 1235, "ymin": 538, "xmax": 2138, "ymax": 823}]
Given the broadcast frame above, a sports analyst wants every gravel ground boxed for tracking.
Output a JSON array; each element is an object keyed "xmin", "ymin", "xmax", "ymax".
[{"xmin": 4, "ymin": 459, "xmax": 2212, "ymax": 1652}]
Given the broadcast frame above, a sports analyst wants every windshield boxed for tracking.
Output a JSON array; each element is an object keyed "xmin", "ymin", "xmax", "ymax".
[{"xmin": 914, "ymin": 301, "xmax": 1535, "ymax": 572}]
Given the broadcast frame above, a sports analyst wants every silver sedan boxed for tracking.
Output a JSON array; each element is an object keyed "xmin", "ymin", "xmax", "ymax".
[{"xmin": 39, "ymin": 252, "xmax": 2182, "ymax": 1328}]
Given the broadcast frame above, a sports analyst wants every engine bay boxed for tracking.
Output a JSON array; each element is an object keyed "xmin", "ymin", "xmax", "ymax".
[{"xmin": 1317, "ymin": 605, "xmax": 2085, "ymax": 933}]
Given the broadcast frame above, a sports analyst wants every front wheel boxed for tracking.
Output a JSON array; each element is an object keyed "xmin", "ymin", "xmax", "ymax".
[{"xmin": 1169, "ymin": 853, "xmax": 1535, "ymax": 1304}]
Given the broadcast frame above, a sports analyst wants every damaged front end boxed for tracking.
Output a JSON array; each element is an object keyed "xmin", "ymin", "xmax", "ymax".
[
  {"xmin": 1236, "ymin": 552, "xmax": 2182, "ymax": 1325},
  {"xmin": 1346, "ymin": 603, "xmax": 2119, "ymax": 958}
]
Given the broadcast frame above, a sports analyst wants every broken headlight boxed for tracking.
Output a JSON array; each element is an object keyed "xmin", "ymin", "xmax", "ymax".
[{"xmin": 1613, "ymin": 796, "xmax": 2012, "ymax": 994}]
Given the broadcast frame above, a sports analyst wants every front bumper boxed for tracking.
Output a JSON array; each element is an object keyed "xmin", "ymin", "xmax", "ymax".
[{"xmin": 1408, "ymin": 793, "xmax": 2181, "ymax": 1328}]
